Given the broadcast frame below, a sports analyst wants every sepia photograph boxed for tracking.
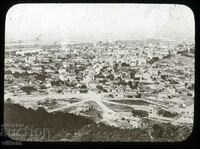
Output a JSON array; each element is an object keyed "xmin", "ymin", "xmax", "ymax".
[{"xmin": 4, "ymin": 4, "xmax": 194, "ymax": 142}]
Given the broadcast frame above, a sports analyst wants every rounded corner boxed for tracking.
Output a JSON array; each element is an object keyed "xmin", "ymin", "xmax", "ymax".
[
  {"xmin": 177, "ymin": 4, "xmax": 195, "ymax": 19},
  {"xmin": 3, "ymin": 125, "xmax": 25, "ymax": 142},
  {"xmin": 6, "ymin": 3, "xmax": 25, "ymax": 20},
  {"xmin": 177, "ymin": 124, "xmax": 194, "ymax": 143}
]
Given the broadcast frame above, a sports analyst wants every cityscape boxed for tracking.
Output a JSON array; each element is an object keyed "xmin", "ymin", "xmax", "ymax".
[{"xmin": 4, "ymin": 4, "xmax": 194, "ymax": 142}]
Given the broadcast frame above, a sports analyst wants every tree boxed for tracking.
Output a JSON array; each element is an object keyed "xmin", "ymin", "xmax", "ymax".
[
  {"xmin": 135, "ymin": 93, "xmax": 141, "ymax": 98},
  {"xmin": 106, "ymin": 74, "xmax": 114, "ymax": 80},
  {"xmin": 6, "ymin": 98, "xmax": 13, "ymax": 104},
  {"xmin": 40, "ymin": 85, "xmax": 47, "ymax": 89},
  {"xmin": 127, "ymin": 81, "xmax": 133, "ymax": 88},
  {"xmin": 132, "ymin": 81, "xmax": 139, "ymax": 89},
  {"xmin": 20, "ymin": 86, "xmax": 37, "ymax": 95},
  {"xmin": 121, "ymin": 62, "xmax": 130, "ymax": 67},
  {"xmin": 119, "ymin": 80, "xmax": 127, "ymax": 86},
  {"xmin": 114, "ymin": 63, "xmax": 119, "ymax": 72},
  {"xmin": 130, "ymin": 70, "xmax": 137, "ymax": 79},
  {"xmin": 158, "ymin": 109, "xmax": 178, "ymax": 118},
  {"xmin": 80, "ymin": 84, "xmax": 87, "ymax": 89},
  {"xmin": 152, "ymin": 124, "xmax": 164, "ymax": 139},
  {"xmin": 57, "ymin": 90, "xmax": 62, "ymax": 94},
  {"xmin": 35, "ymin": 73, "xmax": 47, "ymax": 82},
  {"xmin": 131, "ymin": 109, "xmax": 148, "ymax": 117},
  {"xmin": 5, "ymin": 70, "xmax": 12, "ymax": 74},
  {"xmin": 161, "ymin": 75, "xmax": 167, "ymax": 80},
  {"xmin": 96, "ymin": 85, "xmax": 108, "ymax": 92}
]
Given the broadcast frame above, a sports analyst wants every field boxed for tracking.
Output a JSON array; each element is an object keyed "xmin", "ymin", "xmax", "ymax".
[
  {"xmin": 102, "ymin": 101, "xmax": 133, "ymax": 112},
  {"xmin": 110, "ymin": 100, "xmax": 150, "ymax": 106}
]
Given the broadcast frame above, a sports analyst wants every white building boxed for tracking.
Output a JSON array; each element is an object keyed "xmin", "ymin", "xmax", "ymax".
[
  {"xmin": 58, "ymin": 68, "xmax": 66, "ymax": 74},
  {"xmin": 137, "ymin": 58, "xmax": 146, "ymax": 66},
  {"xmin": 142, "ymin": 72, "xmax": 151, "ymax": 81},
  {"xmin": 118, "ymin": 112, "xmax": 142, "ymax": 128},
  {"xmin": 25, "ymin": 56, "xmax": 36, "ymax": 63},
  {"xmin": 148, "ymin": 105, "xmax": 158, "ymax": 118}
]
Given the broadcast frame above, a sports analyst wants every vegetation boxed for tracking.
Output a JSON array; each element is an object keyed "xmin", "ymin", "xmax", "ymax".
[
  {"xmin": 96, "ymin": 85, "xmax": 108, "ymax": 92},
  {"xmin": 131, "ymin": 109, "xmax": 149, "ymax": 117},
  {"xmin": 4, "ymin": 103, "xmax": 192, "ymax": 142},
  {"xmin": 151, "ymin": 123, "xmax": 192, "ymax": 142},
  {"xmin": 4, "ymin": 103, "xmax": 93, "ymax": 141},
  {"xmin": 20, "ymin": 86, "xmax": 37, "ymax": 95},
  {"xmin": 158, "ymin": 109, "xmax": 179, "ymax": 118}
]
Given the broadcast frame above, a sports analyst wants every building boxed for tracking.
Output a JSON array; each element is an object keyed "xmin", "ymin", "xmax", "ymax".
[
  {"xmin": 118, "ymin": 112, "xmax": 142, "ymax": 128},
  {"xmin": 137, "ymin": 58, "xmax": 146, "ymax": 66},
  {"xmin": 173, "ymin": 110, "xmax": 193, "ymax": 124},
  {"xmin": 148, "ymin": 105, "xmax": 158, "ymax": 118},
  {"xmin": 75, "ymin": 104, "xmax": 91, "ymax": 112}
]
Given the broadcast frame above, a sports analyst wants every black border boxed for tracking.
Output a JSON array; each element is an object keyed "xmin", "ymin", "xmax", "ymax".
[{"xmin": 1, "ymin": 0, "xmax": 200, "ymax": 148}]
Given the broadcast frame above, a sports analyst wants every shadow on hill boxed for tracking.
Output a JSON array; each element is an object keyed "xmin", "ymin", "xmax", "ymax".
[{"xmin": 3, "ymin": 103, "xmax": 192, "ymax": 142}]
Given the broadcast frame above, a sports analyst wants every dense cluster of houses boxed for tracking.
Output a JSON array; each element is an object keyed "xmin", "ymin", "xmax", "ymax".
[{"xmin": 4, "ymin": 39, "xmax": 194, "ymax": 127}]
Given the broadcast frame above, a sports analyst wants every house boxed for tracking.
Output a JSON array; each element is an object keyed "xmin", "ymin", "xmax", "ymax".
[
  {"xmin": 148, "ymin": 105, "xmax": 158, "ymax": 118},
  {"xmin": 67, "ymin": 73, "xmax": 76, "ymax": 81},
  {"xmin": 147, "ymin": 48, "xmax": 153, "ymax": 59},
  {"xmin": 87, "ymin": 82, "xmax": 96, "ymax": 90},
  {"xmin": 32, "ymin": 66, "xmax": 42, "ymax": 73},
  {"xmin": 118, "ymin": 112, "xmax": 142, "ymax": 128},
  {"xmin": 45, "ymin": 69, "xmax": 55, "ymax": 74},
  {"xmin": 45, "ymin": 81, "xmax": 51, "ymax": 88},
  {"xmin": 130, "ymin": 59, "xmax": 137, "ymax": 67},
  {"xmin": 58, "ymin": 67, "xmax": 66, "ymax": 74},
  {"xmin": 158, "ymin": 91, "xmax": 169, "ymax": 99},
  {"xmin": 154, "ymin": 54, "xmax": 163, "ymax": 59},
  {"xmin": 142, "ymin": 72, "xmax": 151, "ymax": 81},
  {"xmin": 6, "ymin": 67, "xmax": 25, "ymax": 74},
  {"xmin": 167, "ymin": 86, "xmax": 176, "ymax": 95},
  {"xmin": 149, "ymin": 68, "xmax": 158, "ymax": 76},
  {"xmin": 137, "ymin": 58, "xmax": 146, "ymax": 66},
  {"xmin": 25, "ymin": 56, "xmax": 36, "ymax": 63},
  {"xmin": 129, "ymin": 117, "xmax": 142, "ymax": 128},
  {"xmin": 75, "ymin": 104, "xmax": 91, "ymax": 112},
  {"xmin": 159, "ymin": 49, "xmax": 169, "ymax": 56},
  {"xmin": 135, "ymin": 72, "xmax": 142, "ymax": 79},
  {"xmin": 173, "ymin": 108, "xmax": 193, "ymax": 124}
]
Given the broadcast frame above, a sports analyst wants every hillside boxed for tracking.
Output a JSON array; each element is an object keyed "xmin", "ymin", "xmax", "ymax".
[{"xmin": 4, "ymin": 103, "xmax": 192, "ymax": 142}]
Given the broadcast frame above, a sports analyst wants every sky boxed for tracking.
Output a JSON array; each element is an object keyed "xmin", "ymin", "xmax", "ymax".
[{"xmin": 5, "ymin": 4, "xmax": 195, "ymax": 43}]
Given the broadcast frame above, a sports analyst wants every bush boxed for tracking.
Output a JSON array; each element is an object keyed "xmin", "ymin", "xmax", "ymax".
[
  {"xmin": 4, "ymin": 103, "xmax": 191, "ymax": 142},
  {"xmin": 158, "ymin": 109, "xmax": 178, "ymax": 118},
  {"xmin": 20, "ymin": 86, "xmax": 37, "ymax": 95},
  {"xmin": 131, "ymin": 109, "xmax": 148, "ymax": 117}
]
